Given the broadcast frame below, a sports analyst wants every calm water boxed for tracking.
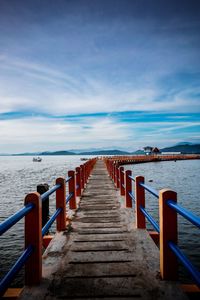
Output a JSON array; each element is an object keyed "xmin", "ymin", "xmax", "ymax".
[
  {"xmin": 124, "ymin": 159, "xmax": 200, "ymax": 282},
  {"xmin": 0, "ymin": 157, "xmax": 199, "ymax": 285}
]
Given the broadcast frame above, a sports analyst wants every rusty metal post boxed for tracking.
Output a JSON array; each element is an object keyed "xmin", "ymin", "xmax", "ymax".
[
  {"xmin": 119, "ymin": 167, "xmax": 125, "ymax": 196},
  {"xmin": 76, "ymin": 167, "xmax": 81, "ymax": 196}
]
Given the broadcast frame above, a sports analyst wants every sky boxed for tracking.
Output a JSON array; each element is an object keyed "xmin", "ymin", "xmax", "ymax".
[{"xmin": 0, "ymin": 0, "xmax": 200, "ymax": 153}]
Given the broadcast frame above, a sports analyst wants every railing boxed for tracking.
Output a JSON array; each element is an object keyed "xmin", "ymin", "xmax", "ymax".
[
  {"xmin": 104, "ymin": 158, "xmax": 200, "ymax": 288},
  {"xmin": 0, "ymin": 158, "xmax": 96, "ymax": 297}
]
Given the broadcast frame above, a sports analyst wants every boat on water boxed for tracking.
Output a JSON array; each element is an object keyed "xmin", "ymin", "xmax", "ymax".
[
  {"xmin": 80, "ymin": 158, "xmax": 88, "ymax": 161},
  {"xmin": 33, "ymin": 157, "xmax": 42, "ymax": 162}
]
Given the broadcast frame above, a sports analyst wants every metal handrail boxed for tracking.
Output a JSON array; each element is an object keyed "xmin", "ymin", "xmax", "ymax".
[
  {"xmin": 167, "ymin": 200, "xmax": 200, "ymax": 229},
  {"xmin": 139, "ymin": 182, "xmax": 159, "ymax": 198},
  {"xmin": 128, "ymin": 175, "xmax": 135, "ymax": 182},
  {"xmin": 0, "ymin": 245, "xmax": 33, "ymax": 295},
  {"xmin": 140, "ymin": 205, "xmax": 160, "ymax": 233},
  {"xmin": 66, "ymin": 176, "xmax": 72, "ymax": 183},
  {"xmin": 42, "ymin": 208, "xmax": 62, "ymax": 236},
  {"xmin": 168, "ymin": 241, "xmax": 200, "ymax": 287},
  {"xmin": 41, "ymin": 183, "xmax": 61, "ymax": 202},
  {"xmin": 66, "ymin": 192, "xmax": 73, "ymax": 204},
  {"xmin": 0, "ymin": 203, "xmax": 34, "ymax": 236},
  {"xmin": 128, "ymin": 192, "xmax": 135, "ymax": 203}
]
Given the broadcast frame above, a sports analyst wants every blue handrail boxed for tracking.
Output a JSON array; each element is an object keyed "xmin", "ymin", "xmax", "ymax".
[
  {"xmin": 128, "ymin": 191, "xmax": 135, "ymax": 203},
  {"xmin": 41, "ymin": 183, "xmax": 61, "ymax": 202},
  {"xmin": 66, "ymin": 176, "xmax": 72, "ymax": 183},
  {"xmin": 66, "ymin": 193, "xmax": 73, "ymax": 204},
  {"xmin": 0, "ymin": 245, "xmax": 33, "ymax": 296},
  {"xmin": 168, "ymin": 241, "xmax": 200, "ymax": 287},
  {"xmin": 167, "ymin": 200, "xmax": 200, "ymax": 229},
  {"xmin": 128, "ymin": 175, "xmax": 135, "ymax": 182},
  {"xmin": 139, "ymin": 182, "xmax": 159, "ymax": 198},
  {"xmin": 42, "ymin": 208, "xmax": 62, "ymax": 236},
  {"xmin": 0, "ymin": 203, "xmax": 34, "ymax": 236},
  {"xmin": 139, "ymin": 205, "xmax": 160, "ymax": 233}
]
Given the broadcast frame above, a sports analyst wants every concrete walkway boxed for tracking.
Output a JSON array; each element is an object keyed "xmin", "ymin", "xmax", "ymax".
[{"xmin": 20, "ymin": 160, "xmax": 187, "ymax": 300}]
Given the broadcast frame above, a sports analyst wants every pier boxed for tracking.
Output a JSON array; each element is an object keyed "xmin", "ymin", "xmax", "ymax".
[{"xmin": 0, "ymin": 155, "xmax": 200, "ymax": 299}]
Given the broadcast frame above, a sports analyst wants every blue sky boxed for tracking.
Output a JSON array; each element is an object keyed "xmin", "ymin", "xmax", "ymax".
[{"xmin": 0, "ymin": 0, "xmax": 200, "ymax": 153}]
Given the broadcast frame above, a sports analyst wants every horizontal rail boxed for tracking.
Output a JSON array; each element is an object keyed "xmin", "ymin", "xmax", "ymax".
[
  {"xmin": 66, "ymin": 192, "xmax": 73, "ymax": 204},
  {"xmin": 128, "ymin": 175, "xmax": 135, "ymax": 182},
  {"xmin": 167, "ymin": 200, "xmax": 200, "ymax": 229},
  {"xmin": 42, "ymin": 208, "xmax": 62, "ymax": 236},
  {"xmin": 0, "ymin": 245, "xmax": 33, "ymax": 295},
  {"xmin": 139, "ymin": 182, "xmax": 159, "ymax": 198},
  {"xmin": 0, "ymin": 203, "xmax": 34, "ymax": 236},
  {"xmin": 168, "ymin": 241, "xmax": 200, "ymax": 287},
  {"xmin": 66, "ymin": 176, "xmax": 72, "ymax": 183},
  {"xmin": 140, "ymin": 205, "xmax": 160, "ymax": 233},
  {"xmin": 128, "ymin": 192, "xmax": 135, "ymax": 203},
  {"xmin": 41, "ymin": 183, "xmax": 61, "ymax": 202}
]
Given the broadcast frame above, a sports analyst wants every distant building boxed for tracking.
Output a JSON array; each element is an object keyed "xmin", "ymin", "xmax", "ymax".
[
  {"xmin": 143, "ymin": 146, "xmax": 153, "ymax": 155},
  {"xmin": 143, "ymin": 146, "xmax": 160, "ymax": 155},
  {"xmin": 152, "ymin": 147, "xmax": 160, "ymax": 154}
]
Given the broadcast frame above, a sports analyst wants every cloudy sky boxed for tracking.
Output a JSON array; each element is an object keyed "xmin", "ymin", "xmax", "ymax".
[{"xmin": 0, "ymin": 0, "xmax": 200, "ymax": 153}]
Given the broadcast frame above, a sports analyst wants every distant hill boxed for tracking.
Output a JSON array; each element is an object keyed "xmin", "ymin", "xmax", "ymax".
[
  {"xmin": 161, "ymin": 144, "xmax": 200, "ymax": 154},
  {"xmin": 40, "ymin": 150, "xmax": 76, "ymax": 155},
  {"xmin": 78, "ymin": 150, "xmax": 130, "ymax": 155}
]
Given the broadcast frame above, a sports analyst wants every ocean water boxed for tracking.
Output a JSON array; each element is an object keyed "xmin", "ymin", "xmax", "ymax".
[
  {"xmin": 124, "ymin": 159, "xmax": 200, "ymax": 282},
  {"xmin": 0, "ymin": 156, "xmax": 199, "ymax": 286}
]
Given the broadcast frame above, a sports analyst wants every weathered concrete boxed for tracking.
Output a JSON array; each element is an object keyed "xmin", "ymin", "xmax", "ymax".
[{"xmin": 19, "ymin": 160, "xmax": 188, "ymax": 300}]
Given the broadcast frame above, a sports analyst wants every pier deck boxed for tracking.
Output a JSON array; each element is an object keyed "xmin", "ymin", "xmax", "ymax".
[{"xmin": 20, "ymin": 160, "xmax": 187, "ymax": 300}]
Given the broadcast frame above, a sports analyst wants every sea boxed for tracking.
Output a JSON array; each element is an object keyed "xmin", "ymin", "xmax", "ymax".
[{"xmin": 0, "ymin": 156, "xmax": 199, "ymax": 286}]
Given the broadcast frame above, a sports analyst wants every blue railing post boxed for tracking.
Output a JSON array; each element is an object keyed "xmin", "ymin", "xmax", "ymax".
[
  {"xmin": 24, "ymin": 192, "xmax": 42, "ymax": 285},
  {"xmin": 135, "ymin": 176, "xmax": 145, "ymax": 229},
  {"xmin": 125, "ymin": 170, "xmax": 132, "ymax": 208},
  {"xmin": 68, "ymin": 170, "xmax": 77, "ymax": 209},
  {"xmin": 56, "ymin": 177, "xmax": 66, "ymax": 231},
  {"xmin": 159, "ymin": 189, "xmax": 178, "ymax": 280}
]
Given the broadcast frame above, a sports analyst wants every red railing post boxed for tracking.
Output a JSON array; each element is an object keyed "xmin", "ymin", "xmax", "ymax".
[
  {"xmin": 80, "ymin": 164, "xmax": 84, "ymax": 190},
  {"xmin": 56, "ymin": 177, "xmax": 66, "ymax": 231},
  {"xmin": 159, "ymin": 189, "xmax": 178, "ymax": 280},
  {"xmin": 116, "ymin": 166, "xmax": 120, "ymax": 188},
  {"xmin": 68, "ymin": 170, "xmax": 77, "ymax": 209},
  {"xmin": 135, "ymin": 176, "xmax": 145, "ymax": 229},
  {"xmin": 76, "ymin": 167, "xmax": 81, "ymax": 196},
  {"xmin": 119, "ymin": 167, "xmax": 125, "ymax": 196},
  {"xmin": 125, "ymin": 170, "xmax": 132, "ymax": 208},
  {"xmin": 24, "ymin": 192, "xmax": 42, "ymax": 285}
]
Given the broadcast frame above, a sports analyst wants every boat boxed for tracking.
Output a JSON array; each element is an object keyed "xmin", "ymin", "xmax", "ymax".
[
  {"xmin": 33, "ymin": 157, "xmax": 42, "ymax": 162},
  {"xmin": 80, "ymin": 158, "xmax": 88, "ymax": 161}
]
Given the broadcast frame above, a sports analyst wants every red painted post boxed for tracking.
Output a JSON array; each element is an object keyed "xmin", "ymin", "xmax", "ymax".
[
  {"xmin": 125, "ymin": 170, "xmax": 132, "ymax": 208},
  {"xmin": 80, "ymin": 165, "xmax": 84, "ymax": 191},
  {"xmin": 135, "ymin": 176, "xmax": 145, "ymax": 228},
  {"xmin": 24, "ymin": 192, "xmax": 42, "ymax": 285},
  {"xmin": 68, "ymin": 170, "xmax": 77, "ymax": 209},
  {"xmin": 56, "ymin": 177, "xmax": 66, "ymax": 231},
  {"xmin": 76, "ymin": 167, "xmax": 81, "ymax": 196},
  {"xmin": 116, "ymin": 166, "xmax": 120, "ymax": 188},
  {"xmin": 119, "ymin": 167, "xmax": 125, "ymax": 196},
  {"xmin": 159, "ymin": 189, "xmax": 178, "ymax": 280}
]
